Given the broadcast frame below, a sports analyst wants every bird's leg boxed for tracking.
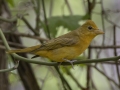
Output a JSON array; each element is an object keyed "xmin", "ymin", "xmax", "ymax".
[
  {"xmin": 63, "ymin": 59, "xmax": 77, "ymax": 68},
  {"xmin": 58, "ymin": 59, "xmax": 77, "ymax": 68},
  {"xmin": 58, "ymin": 62, "xmax": 63, "ymax": 68}
]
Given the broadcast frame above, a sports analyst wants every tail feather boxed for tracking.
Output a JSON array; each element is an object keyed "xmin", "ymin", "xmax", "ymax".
[{"xmin": 7, "ymin": 45, "xmax": 41, "ymax": 54}]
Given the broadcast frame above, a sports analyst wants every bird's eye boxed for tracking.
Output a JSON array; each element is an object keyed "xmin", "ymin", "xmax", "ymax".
[{"xmin": 88, "ymin": 26, "xmax": 93, "ymax": 30}]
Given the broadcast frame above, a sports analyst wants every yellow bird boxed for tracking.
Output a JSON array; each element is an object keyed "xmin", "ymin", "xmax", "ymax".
[{"xmin": 7, "ymin": 20, "xmax": 104, "ymax": 66}]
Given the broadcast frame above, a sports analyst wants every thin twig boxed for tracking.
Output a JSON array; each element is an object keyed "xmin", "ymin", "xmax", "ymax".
[
  {"xmin": 31, "ymin": 0, "xmax": 37, "ymax": 11},
  {"xmin": 87, "ymin": 0, "xmax": 92, "ymax": 89},
  {"xmin": 0, "ymin": 60, "xmax": 19, "ymax": 73},
  {"xmin": 113, "ymin": 25, "xmax": 120, "ymax": 88},
  {"xmin": 35, "ymin": 0, "xmax": 40, "ymax": 31},
  {"xmin": 21, "ymin": 16, "xmax": 39, "ymax": 35},
  {"xmin": 41, "ymin": 0, "xmax": 51, "ymax": 39},
  {"xmin": 49, "ymin": 0, "xmax": 53, "ymax": 17},
  {"xmin": 0, "ymin": 16, "xmax": 17, "ymax": 22},
  {"xmin": 96, "ymin": 0, "xmax": 105, "ymax": 58},
  {"xmin": 102, "ymin": 62, "xmax": 120, "ymax": 65},
  {"xmin": 64, "ymin": 0, "xmax": 73, "ymax": 15},
  {"xmin": 3, "ymin": 31, "xmax": 48, "ymax": 41},
  {"xmin": 91, "ymin": 79, "xmax": 97, "ymax": 90},
  {"xmin": 100, "ymin": 64, "xmax": 114, "ymax": 90},
  {"xmin": 0, "ymin": 29, "xmax": 120, "ymax": 66},
  {"xmin": 89, "ymin": 46, "xmax": 120, "ymax": 49},
  {"xmin": 40, "ymin": 70, "xmax": 49, "ymax": 90},
  {"xmin": 0, "ymin": 40, "xmax": 25, "ymax": 48},
  {"xmin": 55, "ymin": 66, "xmax": 72, "ymax": 90},
  {"xmin": 105, "ymin": 15, "xmax": 120, "ymax": 28},
  {"xmin": 101, "ymin": 0, "xmax": 105, "ymax": 40},
  {"xmin": 91, "ymin": 65, "xmax": 119, "ymax": 87},
  {"xmin": 66, "ymin": 68, "xmax": 86, "ymax": 90}
]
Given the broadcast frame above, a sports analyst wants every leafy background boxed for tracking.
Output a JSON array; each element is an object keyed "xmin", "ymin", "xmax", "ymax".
[{"xmin": 0, "ymin": 0, "xmax": 120, "ymax": 90}]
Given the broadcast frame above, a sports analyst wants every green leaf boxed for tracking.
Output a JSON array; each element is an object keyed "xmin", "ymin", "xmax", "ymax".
[
  {"xmin": 42, "ymin": 14, "xmax": 89, "ymax": 37},
  {"xmin": 7, "ymin": 0, "xmax": 15, "ymax": 7}
]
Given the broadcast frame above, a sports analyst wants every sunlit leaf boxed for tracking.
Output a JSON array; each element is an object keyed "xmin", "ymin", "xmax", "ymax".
[
  {"xmin": 42, "ymin": 14, "xmax": 89, "ymax": 37},
  {"xmin": 7, "ymin": 0, "xmax": 15, "ymax": 7}
]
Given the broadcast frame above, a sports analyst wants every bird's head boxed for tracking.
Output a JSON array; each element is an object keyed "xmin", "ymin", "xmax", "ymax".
[{"xmin": 80, "ymin": 20, "xmax": 104, "ymax": 38}]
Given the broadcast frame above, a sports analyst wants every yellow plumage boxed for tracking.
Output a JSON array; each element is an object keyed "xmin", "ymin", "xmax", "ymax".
[{"xmin": 7, "ymin": 20, "xmax": 104, "ymax": 63}]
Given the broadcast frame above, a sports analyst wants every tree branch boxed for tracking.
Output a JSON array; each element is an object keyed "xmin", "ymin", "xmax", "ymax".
[
  {"xmin": 0, "ymin": 29, "xmax": 120, "ymax": 67},
  {"xmin": 0, "ymin": 60, "xmax": 19, "ymax": 72}
]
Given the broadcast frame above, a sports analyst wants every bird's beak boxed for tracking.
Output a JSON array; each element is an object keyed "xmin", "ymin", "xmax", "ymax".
[{"xmin": 95, "ymin": 29, "xmax": 104, "ymax": 35}]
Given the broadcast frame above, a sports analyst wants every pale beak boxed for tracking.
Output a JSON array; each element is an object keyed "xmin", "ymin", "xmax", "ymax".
[{"xmin": 95, "ymin": 29, "xmax": 104, "ymax": 35}]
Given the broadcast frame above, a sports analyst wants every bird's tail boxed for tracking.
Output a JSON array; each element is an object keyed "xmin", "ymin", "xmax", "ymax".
[{"xmin": 7, "ymin": 45, "xmax": 41, "ymax": 54}]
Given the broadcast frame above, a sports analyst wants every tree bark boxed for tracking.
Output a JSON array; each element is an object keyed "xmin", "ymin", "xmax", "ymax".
[
  {"xmin": 0, "ymin": 0, "xmax": 40, "ymax": 90},
  {"xmin": 0, "ymin": 50, "xmax": 9, "ymax": 90}
]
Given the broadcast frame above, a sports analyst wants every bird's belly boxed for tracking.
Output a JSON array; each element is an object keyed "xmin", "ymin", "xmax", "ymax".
[
  {"xmin": 35, "ymin": 43, "xmax": 89, "ymax": 62},
  {"xmin": 48, "ymin": 48, "xmax": 77, "ymax": 62},
  {"xmin": 46, "ymin": 45, "xmax": 88, "ymax": 62}
]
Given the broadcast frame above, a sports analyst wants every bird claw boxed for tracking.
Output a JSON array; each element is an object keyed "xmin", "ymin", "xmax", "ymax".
[
  {"xmin": 58, "ymin": 62, "xmax": 62, "ymax": 68},
  {"xmin": 63, "ymin": 59, "xmax": 77, "ymax": 69},
  {"xmin": 58, "ymin": 59, "xmax": 77, "ymax": 69}
]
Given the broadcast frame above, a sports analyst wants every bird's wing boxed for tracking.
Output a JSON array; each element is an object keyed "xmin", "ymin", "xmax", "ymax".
[{"xmin": 31, "ymin": 36, "xmax": 79, "ymax": 52}]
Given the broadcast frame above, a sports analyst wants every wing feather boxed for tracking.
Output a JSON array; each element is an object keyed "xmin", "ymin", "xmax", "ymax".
[{"xmin": 31, "ymin": 36, "xmax": 79, "ymax": 52}]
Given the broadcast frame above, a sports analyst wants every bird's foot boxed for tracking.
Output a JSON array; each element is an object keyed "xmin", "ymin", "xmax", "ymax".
[
  {"xmin": 63, "ymin": 59, "xmax": 77, "ymax": 69},
  {"xmin": 58, "ymin": 62, "xmax": 62, "ymax": 68}
]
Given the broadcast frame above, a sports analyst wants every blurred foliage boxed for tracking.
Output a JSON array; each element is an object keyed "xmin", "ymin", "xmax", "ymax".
[
  {"xmin": 2, "ymin": 0, "xmax": 119, "ymax": 90},
  {"xmin": 43, "ymin": 14, "xmax": 89, "ymax": 37},
  {"xmin": 7, "ymin": 0, "xmax": 15, "ymax": 7}
]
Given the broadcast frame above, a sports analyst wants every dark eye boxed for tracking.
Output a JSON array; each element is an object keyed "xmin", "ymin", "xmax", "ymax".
[{"xmin": 88, "ymin": 26, "xmax": 93, "ymax": 30}]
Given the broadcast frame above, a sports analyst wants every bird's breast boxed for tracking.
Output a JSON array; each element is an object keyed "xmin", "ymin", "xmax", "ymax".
[
  {"xmin": 35, "ymin": 39, "xmax": 90, "ymax": 62},
  {"xmin": 43, "ymin": 41, "xmax": 90, "ymax": 62}
]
